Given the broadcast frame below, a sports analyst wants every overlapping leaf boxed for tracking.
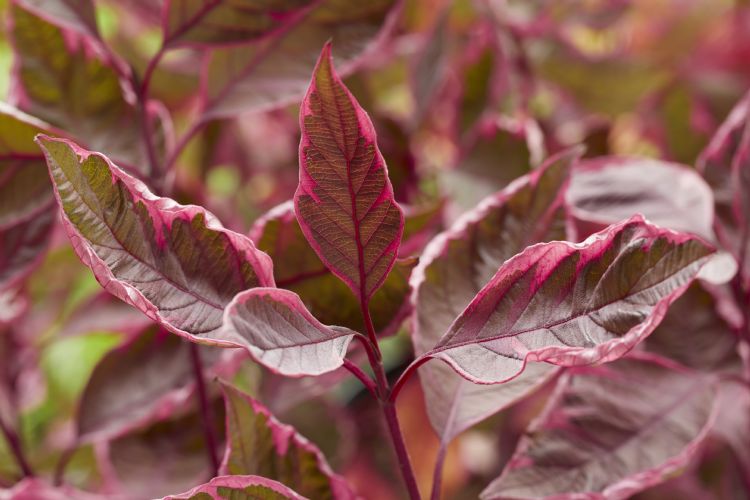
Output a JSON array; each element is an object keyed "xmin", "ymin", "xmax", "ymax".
[
  {"xmin": 163, "ymin": 0, "xmax": 314, "ymax": 48},
  {"xmin": 250, "ymin": 201, "xmax": 417, "ymax": 335},
  {"xmin": 201, "ymin": 0, "xmax": 397, "ymax": 118},
  {"xmin": 482, "ymin": 356, "xmax": 719, "ymax": 499},
  {"xmin": 164, "ymin": 475, "xmax": 304, "ymax": 500},
  {"xmin": 418, "ymin": 215, "xmax": 714, "ymax": 384},
  {"xmin": 411, "ymin": 148, "xmax": 580, "ymax": 444},
  {"xmin": 14, "ymin": 0, "xmax": 99, "ymax": 38},
  {"xmin": 295, "ymin": 43, "xmax": 404, "ymax": 304},
  {"xmin": 9, "ymin": 5, "xmax": 166, "ymax": 173},
  {"xmin": 220, "ymin": 382, "xmax": 355, "ymax": 499},
  {"xmin": 0, "ymin": 103, "xmax": 55, "ymax": 292}
]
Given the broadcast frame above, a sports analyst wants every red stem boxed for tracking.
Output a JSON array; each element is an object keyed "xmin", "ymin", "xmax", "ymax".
[
  {"xmin": 189, "ymin": 342, "xmax": 220, "ymax": 477},
  {"xmin": 343, "ymin": 358, "xmax": 377, "ymax": 398},
  {"xmin": 430, "ymin": 444, "xmax": 448, "ymax": 500},
  {"xmin": 0, "ymin": 416, "xmax": 33, "ymax": 478},
  {"xmin": 389, "ymin": 355, "xmax": 431, "ymax": 403}
]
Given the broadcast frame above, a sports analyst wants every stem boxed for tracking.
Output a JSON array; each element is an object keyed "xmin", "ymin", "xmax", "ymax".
[
  {"xmin": 164, "ymin": 120, "xmax": 206, "ymax": 175},
  {"xmin": 0, "ymin": 416, "xmax": 33, "ymax": 478},
  {"xmin": 430, "ymin": 445, "xmax": 448, "ymax": 500},
  {"xmin": 343, "ymin": 359, "xmax": 377, "ymax": 398},
  {"xmin": 357, "ymin": 305, "xmax": 420, "ymax": 500},
  {"xmin": 189, "ymin": 342, "xmax": 220, "ymax": 477},
  {"xmin": 140, "ymin": 47, "xmax": 166, "ymax": 99},
  {"xmin": 390, "ymin": 356, "xmax": 431, "ymax": 403},
  {"xmin": 53, "ymin": 445, "xmax": 75, "ymax": 486}
]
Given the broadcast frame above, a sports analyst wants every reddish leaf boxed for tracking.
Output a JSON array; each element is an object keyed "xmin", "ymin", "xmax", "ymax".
[
  {"xmin": 163, "ymin": 475, "xmax": 304, "ymax": 500},
  {"xmin": 419, "ymin": 216, "xmax": 714, "ymax": 384},
  {"xmin": 712, "ymin": 380, "xmax": 750, "ymax": 480},
  {"xmin": 411, "ymin": 148, "xmax": 580, "ymax": 443},
  {"xmin": 220, "ymin": 382, "xmax": 356, "ymax": 499},
  {"xmin": 201, "ymin": 1, "xmax": 398, "ymax": 119},
  {"xmin": 14, "ymin": 0, "xmax": 99, "ymax": 38},
  {"xmin": 482, "ymin": 355, "xmax": 720, "ymax": 500},
  {"xmin": 163, "ymin": 0, "xmax": 313, "ymax": 48},
  {"xmin": 0, "ymin": 478, "xmax": 102, "ymax": 500},
  {"xmin": 295, "ymin": 43, "xmax": 404, "ymax": 305}
]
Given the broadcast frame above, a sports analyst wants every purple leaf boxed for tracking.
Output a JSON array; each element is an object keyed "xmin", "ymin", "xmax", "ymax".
[
  {"xmin": 250, "ymin": 201, "xmax": 414, "ymax": 336},
  {"xmin": 77, "ymin": 326, "xmax": 222, "ymax": 442},
  {"xmin": 13, "ymin": 0, "xmax": 99, "ymax": 38},
  {"xmin": 411, "ymin": 148, "xmax": 580, "ymax": 443},
  {"xmin": 712, "ymin": 380, "xmax": 750, "ymax": 479},
  {"xmin": 163, "ymin": 475, "xmax": 304, "ymax": 500},
  {"xmin": 222, "ymin": 288, "xmax": 356, "ymax": 377},
  {"xmin": 220, "ymin": 382, "xmax": 356, "ymax": 499},
  {"xmin": 163, "ymin": 0, "xmax": 313, "ymax": 48},
  {"xmin": 420, "ymin": 215, "xmax": 714, "ymax": 384},
  {"xmin": 36, "ymin": 135, "xmax": 274, "ymax": 342},
  {"xmin": 482, "ymin": 355, "xmax": 720, "ymax": 499},
  {"xmin": 9, "ymin": 5, "xmax": 168, "ymax": 174},
  {"xmin": 294, "ymin": 43, "xmax": 405, "ymax": 305},
  {"xmin": 201, "ymin": 1, "xmax": 398, "ymax": 119},
  {"xmin": 0, "ymin": 103, "xmax": 56, "ymax": 292}
]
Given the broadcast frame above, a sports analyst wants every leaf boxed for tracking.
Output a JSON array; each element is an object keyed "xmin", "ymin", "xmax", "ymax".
[
  {"xmin": 13, "ymin": 0, "xmax": 100, "ymax": 38},
  {"xmin": 0, "ymin": 103, "xmax": 56, "ymax": 292},
  {"xmin": 295, "ymin": 43, "xmax": 404, "ymax": 304},
  {"xmin": 9, "ymin": 6, "xmax": 166, "ymax": 173},
  {"xmin": 201, "ymin": 0, "xmax": 398, "ymax": 119},
  {"xmin": 36, "ymin": 136, "xmax": 275, "ymax": 343},
  {"xmin": 220, "ymin": 382, "xmax": 355, "ymax": 499},
  {"xmin": 712, "ymin": 380, "xmax": 750, "ymax": 479},
  {"xmin": 163, "ymin": 0, "xmax": 313, "ymax": 48},
  {"xmin": 420, "ymin": 215, "xmax": 714, "ymax": 384},
  {"xmin": 250, "ymin": 201, "xmax": 414, "ymax": 336},
  {"xmin": 481, "ymin": 355, "xmax": 720, "ymax": 500},
  {"xmin": 77, "ymin": 326, "xmax": 221, "ymax": 442},
  {"xmin": 411, "ymin": 148, "xmax": 580, "ymax": 443},
  {"xmin": 222, "ymin": 288, "xmax": 356, "ymax": 376},
  {"xmin": 567, "ymin": 156, "xmax": 715, "ymax": 241},
  {"xmin": 163, "ymin": 475, "xmax": 304, "ymax": 500}
]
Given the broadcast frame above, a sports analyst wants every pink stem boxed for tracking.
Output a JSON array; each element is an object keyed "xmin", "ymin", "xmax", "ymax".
[
  {"xmin": 430, "ymin": 444, "xmax": 448, "ymax": 500},
  {"xmin": 189, "ymin": 342, "xmax": 220, "ymax": 477},
  {"xmin": 343, "ymin": 359, "xmax": 378, "ymax": 398},
  {"xmin": 389, "ymin": 355, "xmax": 431, "ymax": 403}
]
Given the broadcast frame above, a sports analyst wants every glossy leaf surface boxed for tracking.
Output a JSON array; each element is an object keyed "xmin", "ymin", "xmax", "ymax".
[
  {"xmin": 295, "ymin": 43, "xmax": 404, "ymax": 304},
  {"xmin": 163, "ymin": 475, "xmax": 303, "ymax": 500},
  {"xmin": 251, "ymin": 201, "xmax": 414, "ymax": 335},
  {"xmin": 37, "ymin": 136, "xmax": 275, "ymax": 343},
  {"xmin": 220, "ymin": 383, "xmax": 355, "ymax": 499},
  {"xmin": 482, "ymin": 356, "xmax": 719, "ymax": 500},
  {"xmin": 411, "ymin": 149, "xmax": 579, "ymax": 442},
  {"xmin": 422, "ymin": 216, "xmax": 714, "ymax": 384},
  {"xmin": 163, "ymin": 0, "xmax": 313, "ymax": 48},
  {"xmin": 222, "ymin": 288, "xmax": 356, "ymax": 376},
  {"xmin": 202, "ymin": 0, "xmax": 397, "ymax": 118}
]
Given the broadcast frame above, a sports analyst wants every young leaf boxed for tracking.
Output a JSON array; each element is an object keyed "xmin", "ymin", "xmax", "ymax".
[
  {"xmin": 222, "ymin": 288, "xmax": 356, "ymax": 377},
  {"xmin": 163, "ymin": 475, "xmax": 304, "ymax": 500},
  {"xmin": 10, "ymin": 6, "xmax": 167, "ymax": 173},
  {"xmin": 482, "ymin": 356, "xmax": 719, "ymax": 499},
  {"xmin": 420, "ymin": 215, "xmax": 714, "ymax": 384},
  {"xmin": 220, "ymin": 382, "xmax": 355, "ymax": 499},
  {"xmin": 201, "ymin": 1, "xmax": 398, "ymax": 119},
  {"xmin": 250, "ymin": 201, "xmax": 413, "ymax": 336},
  {"xmin": 163, "ymin": 0, "xmax": 312, "ymax": 48},
  {"xmin": 295, "ymin": 43, "xmax": 404, "ymax": 305},
  {"xmin": 13, "ymin": 0, "xmax": 99, "ymax": 38},
  {"xmin": 77, "ymin": 326, "xmax": 221, "ymax": 442},
  {"xmin": 36, "ymin": 136, "xmax": 275, "ymax": 343},
  {"xmin": 411, "ymin": 148, "xmax": 580, "ymax": 443}
]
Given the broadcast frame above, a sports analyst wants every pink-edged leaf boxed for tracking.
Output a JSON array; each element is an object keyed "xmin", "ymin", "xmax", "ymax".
[
  {"xmin": 222, "ymin": 288, "xmax": 356, "ymax": 376},
  {"xmin": 0, "ymin": 103, "xmax": 56, "ymax": 292},
  {"xmin": 163, "ymin": 0, "xmax": 313, "ymax": 48},
  {"xmin": 482, "ymin": 355, "xmax": 720, "ymax": 500},
  {"xmin": 0, "ymin": 478, "xmax": 102, "ymax": 500},
  {"xmin": 295, "ymin": 43, "xmax": 404, "ymax": 305},
  {"xmin": 104, "ymin": 398, "xmax": 226, "ymax": 499},
  {"xmin": 9, "ymin": 5, "xmax": 168, "ymax": 174},
  {"xmin": 220, "ymin": 382, "xmax": 356, "ymax": 499},
  {"xmin": 421, "ymin": 215, "xmax": 714, "ymax": 384},
  {"xmin": 712, "ymin": 380, "xmax": 750, "ymax": 479},
  {"xmin": 567, "ymin": 156, "xmax": 715, "ymax": 241},
  {"xmin": 411, "ymin": 148, "xmax": 580, "ymax": 443},
  {"xmin": 14, "ymin": 0, "xmax": 99, "ymax": 38},
  {"xmin": 36, "ymin": 135, "xmax": 275, "ymax": 343},
  {"xmin": 163, "ymin": 475, "xmax": 304, "ymax": 500},
  {"xmin": 77, "ymin": 325, "xmax": 222, "ymax": 442},
  {"xmin": 201, "ymin": 1, "xmax": 398, "ymax": 119},
  {"xmin": 250, "ymin": 201, "xmax": 415, "ymax": 336},
  {"xmin": 697, "ymin": 90, "xmax": 750, "ymax": 287},
  {"xmin": 644, "ymin": 282, "xmax": 739, "ymax": 371}
]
